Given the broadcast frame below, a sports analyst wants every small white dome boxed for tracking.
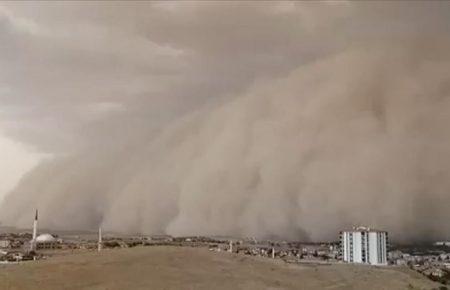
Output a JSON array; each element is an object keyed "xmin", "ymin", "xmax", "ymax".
[{"xmin": 36, "ymin": 233, "xmax": 56, "ymax": 242}]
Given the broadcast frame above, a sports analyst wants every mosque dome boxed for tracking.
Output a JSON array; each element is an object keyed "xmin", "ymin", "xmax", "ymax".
[{"xmin": 36, "ymin": 233, "xmax": 56, "ymax": 243}]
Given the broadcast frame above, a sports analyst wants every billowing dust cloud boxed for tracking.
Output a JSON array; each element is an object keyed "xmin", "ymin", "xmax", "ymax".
[{"xmin": 0, "ymin": 3, "xmax": 449, "ymax": 242}]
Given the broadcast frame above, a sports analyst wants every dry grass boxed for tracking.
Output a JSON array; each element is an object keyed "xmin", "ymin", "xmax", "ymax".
[{"xmin": 0, "ymin": 246, "xmax": 440, "ymax": 290}]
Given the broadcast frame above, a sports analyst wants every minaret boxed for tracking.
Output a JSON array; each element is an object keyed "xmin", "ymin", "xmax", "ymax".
[
  {"xmin": 98, "ymin": 227, "xmax": 102, "ymax": 252},
  {"xmin": 30, "ymin": 209, "xmax": 38, "ymax": 251},
  {"xmin": 272, "ymin": 247, "xmax": 275, "ymax": 259},
  {"xmin": 229, "ymin": 241, "xmax": 233, "ymax": 253}
]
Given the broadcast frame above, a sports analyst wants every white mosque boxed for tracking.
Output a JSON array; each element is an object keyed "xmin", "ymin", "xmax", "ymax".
[{"xmin": 29, "ymin": 210, "xmax": 59, "ymax": 251}]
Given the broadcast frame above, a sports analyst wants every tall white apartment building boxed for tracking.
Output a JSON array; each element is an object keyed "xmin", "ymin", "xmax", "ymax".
[{"xmin": 340, "ymin": 226, "xmax": 388, "ymax": 265}]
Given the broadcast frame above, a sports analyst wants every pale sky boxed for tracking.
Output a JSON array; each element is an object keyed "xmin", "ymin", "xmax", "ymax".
[{"xmin": 0, "ymin": 132, "xmax": 42, "ymax": 202}]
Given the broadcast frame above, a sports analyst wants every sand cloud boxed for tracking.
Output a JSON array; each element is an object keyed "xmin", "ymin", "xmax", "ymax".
[{"xmin": 0, "ymin": 2, "xmax": 449, "ymax": 242}]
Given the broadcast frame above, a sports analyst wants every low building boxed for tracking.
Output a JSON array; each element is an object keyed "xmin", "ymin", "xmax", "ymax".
[
  {"xmin": 340, "ymin": 226, "xmax": 388, "ymax": 265},
  {"xmin": 0, "ymin": 240, "xmax": 11, "ymax": 248},
  {"xmin": 434, "ymin": 241, "xmax": 450, "ymax": 247}
]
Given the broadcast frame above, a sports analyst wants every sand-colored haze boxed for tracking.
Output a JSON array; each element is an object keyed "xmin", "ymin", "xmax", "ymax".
[{"xmin": 0, "ymin": 3, "xmax": 449, "ymax": 241}]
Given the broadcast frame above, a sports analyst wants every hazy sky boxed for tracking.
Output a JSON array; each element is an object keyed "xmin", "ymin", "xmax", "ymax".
[
  {"xmin": 0, "ymin": 133, "xmax": 42, "ymax": 201},
  {"xmin": 0, "ymin": 2, "xmax": 449, "ymax": 241}
]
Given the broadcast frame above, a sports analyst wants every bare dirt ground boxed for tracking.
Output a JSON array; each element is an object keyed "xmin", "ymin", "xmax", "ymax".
[{"xmin": 0, "ymin": 246, "xmax": 440, "ymax": 290}]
